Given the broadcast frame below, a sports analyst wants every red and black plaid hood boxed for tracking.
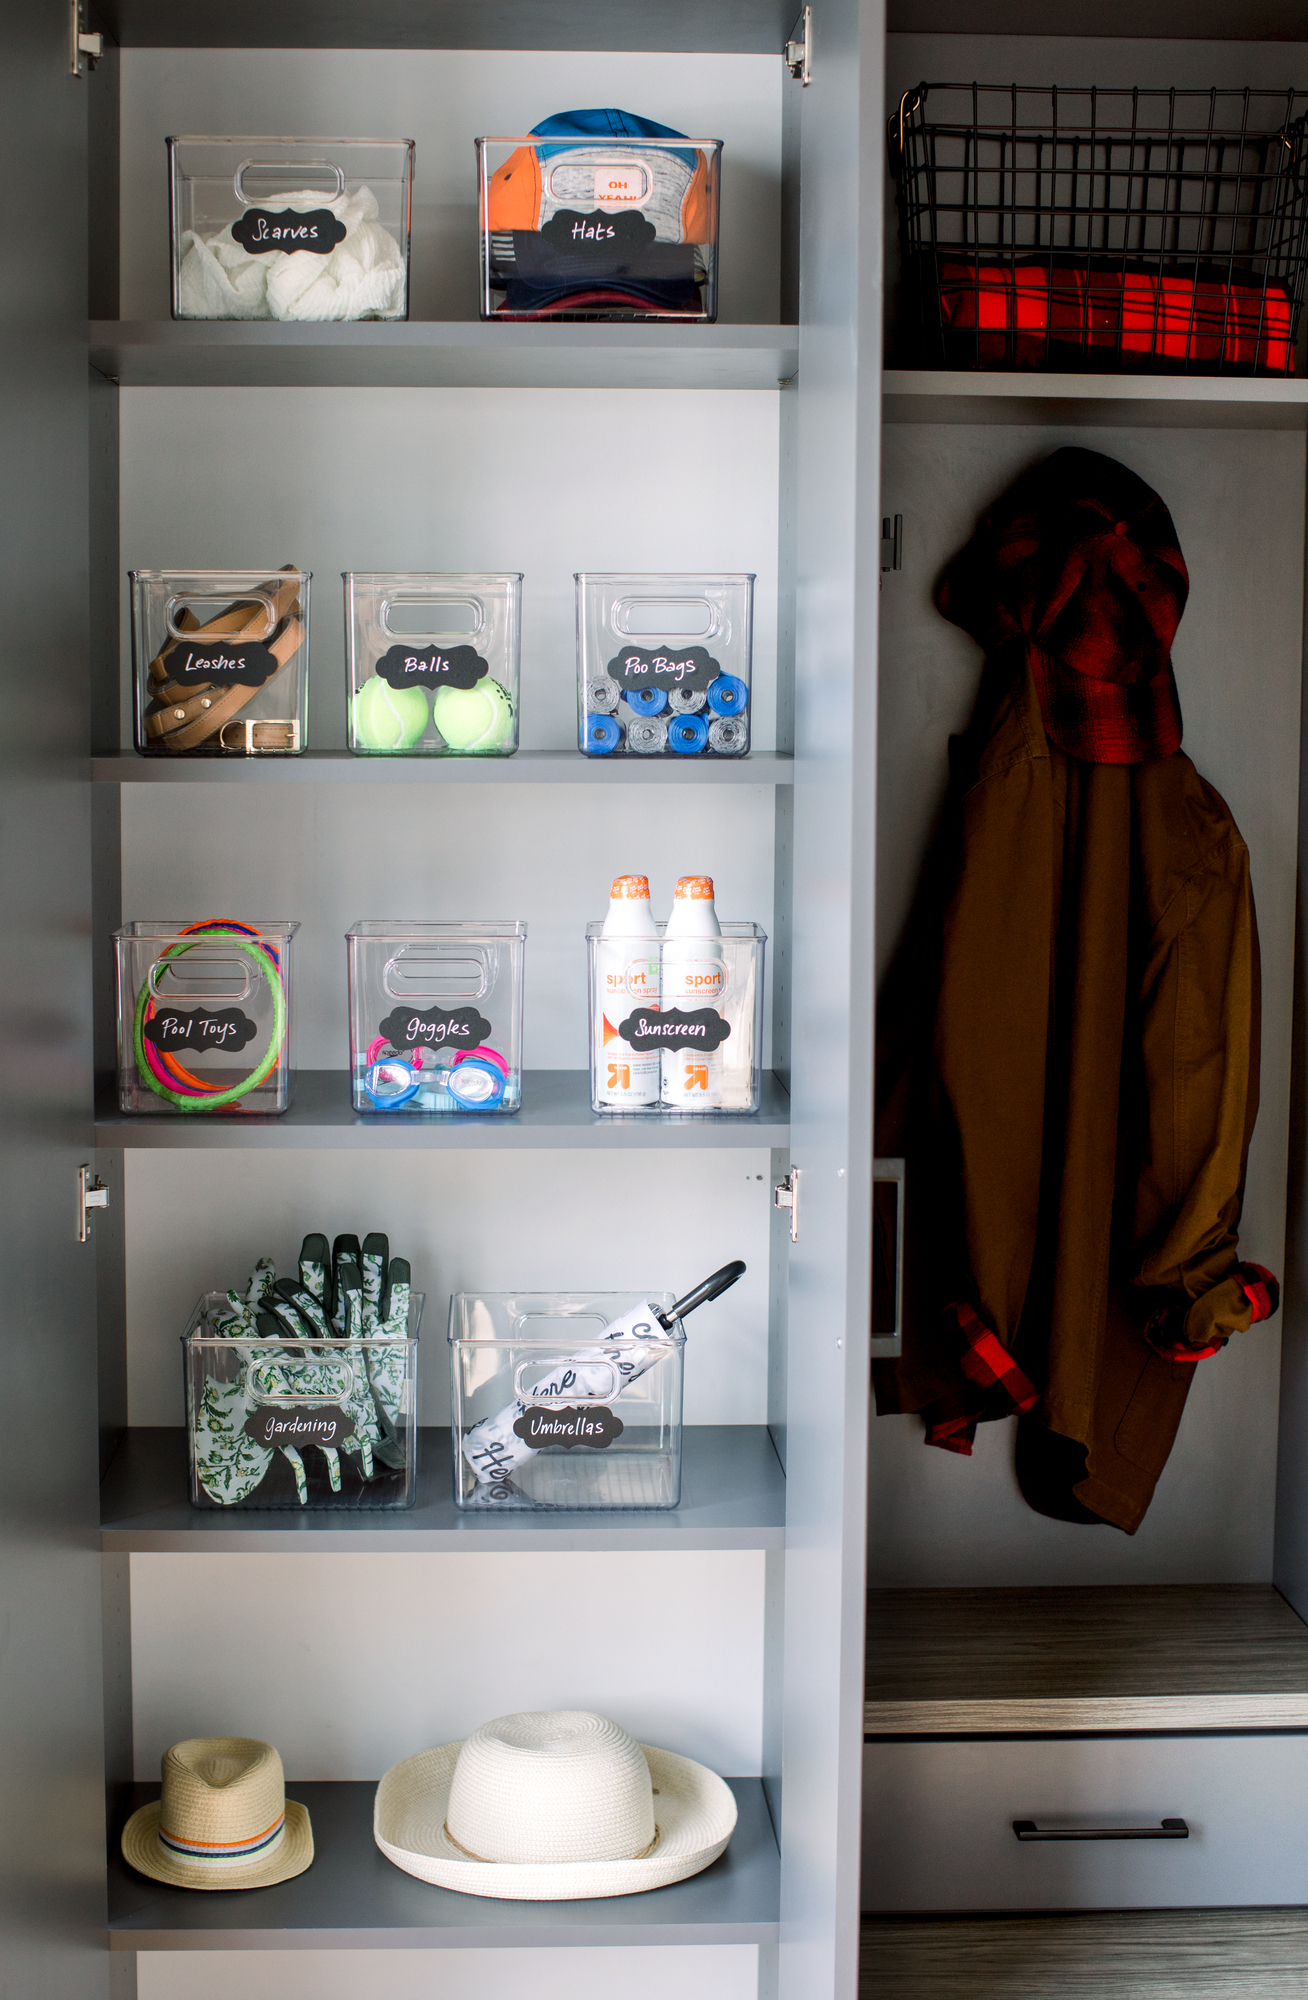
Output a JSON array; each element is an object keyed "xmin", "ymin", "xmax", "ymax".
[{"xmin": 937, "ymin": 447, "xmax": 1189, "ymax": 765}]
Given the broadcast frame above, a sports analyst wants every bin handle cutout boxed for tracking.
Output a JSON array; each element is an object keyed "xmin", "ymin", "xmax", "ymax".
[
  {"xmin": 382, "ymin": 948, "xmax": 493, "ymax": 1003},
  {"xmin": 247, "ymin": 1354, "xmax": 357, "ymax": 1406},
  {"xmin": 615, "ymin": 597, "xmax": 717, "ymax": 639},
  {"xmin": 148, "ymin": 949, "xmax": 256, "ymax": 1004},
  {"xmin": 165, "ymin": 591, "xmax": 278, "ymax": 644},
  {"xmin": 235, "ymin": 158, "xmax": 346, "ymax": 203},
  {"xmin": 381, "ymin": 596, "xmax": 484, "ymax": 641},
  {"xmin": 514, "ymin": 1355, "xmax": 622, "ymax": 1404}
]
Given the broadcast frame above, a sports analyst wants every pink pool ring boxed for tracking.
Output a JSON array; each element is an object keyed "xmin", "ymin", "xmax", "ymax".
[{"xmin": 452, "ymin": 1045, "xmax": 510, "ymax": 1079}]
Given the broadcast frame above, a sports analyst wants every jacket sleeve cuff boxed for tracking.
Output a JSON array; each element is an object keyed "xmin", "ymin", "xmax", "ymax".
[{"xmin": 1143, "ymin": 1262, "xmax": 1280, "ymax": 1361}]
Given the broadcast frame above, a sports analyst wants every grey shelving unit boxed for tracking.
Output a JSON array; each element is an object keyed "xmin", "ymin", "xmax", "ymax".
[{"xmin": 91, "ymin": 750, "xmax": 796, "ymax": 783}]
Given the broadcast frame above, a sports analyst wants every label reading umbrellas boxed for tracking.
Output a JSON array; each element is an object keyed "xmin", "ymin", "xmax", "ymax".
[
  {"xmin": 378, "ymin": 1005, "xmax": 492, "ymax": 1053},
  {"xmin": 375, "ymin": 644, "xmax": 489, "ymax": 693},
  {"xmin": 512, "ymin": 1405, "xmax": 625, "ymax": 1451},
  {"xmin": 244, "ymin": 1405, "xmax": 356, "ymax": 1448},
  {"xmin": 142, "ymin": 1007, "xmax": 259, "ymax": 1052},
  {"xmin": 231, "ymin": 207, "xmax": 348, "ymax": 255},
  {"xmin": 607, "ymin": 645, "xmax": 720, "ymax": 697},
  {"xmin": 168, "ymin": 640, "xmax": 279, "ymax": 690},
  {"xmin": 618, "ymin": 1006, "xmax": 731, "ymax": 1053}
]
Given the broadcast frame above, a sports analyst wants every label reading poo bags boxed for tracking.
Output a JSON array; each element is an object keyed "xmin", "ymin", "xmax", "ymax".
[
  {"xmin": 142, "ymin": 1006, "xmax": 259, "ymax": 1053},
  {"xmin": 231, "ymin": 207, "xmax": 348, "ymax": 254},
  {"xmin": 168, "ymin": 640, "xmax": 279, "ymax": 690},
  {"xmin": 375, "ymin": 644, "xmax": 488, "ymax": 693},
  {"xmin": 607, "ymin": 646, "xmax": 720, "ymax": 696},
  {"xmin": 378, "ymin": 1005, "xmax": 492, "ymax": 1054}
]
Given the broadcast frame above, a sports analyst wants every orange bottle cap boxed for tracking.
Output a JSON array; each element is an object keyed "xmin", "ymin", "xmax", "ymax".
[
  {"xmin": 673, "ymin": 876, "xmax": 715, "ymax": 899},
  {"xmin": 610, "ymin": 875, "xmax": 651, "ymax": 898}
]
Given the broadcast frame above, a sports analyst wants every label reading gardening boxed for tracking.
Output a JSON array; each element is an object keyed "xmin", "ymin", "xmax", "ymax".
[
  {"xmin": 231, "ymin": 207, "xmax": 348, "ymax": 255},
  {"xmin": 607, "ymin": 645, "xmax": 720, "ymax": 696},
  {"xmin": 375, "ymin": 643, "xmax": 489, "ymax": 694},
  {"xmin": 243, "ymin": 1405, "xmax": 356, "ymax": 1449}
]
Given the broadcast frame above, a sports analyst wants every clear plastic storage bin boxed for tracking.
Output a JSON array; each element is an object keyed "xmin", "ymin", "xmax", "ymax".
[
  {"xmin": 184, "ymin": 1291, "xmax": 422, "ymax": 1510},
  {"xmin": 169, "ymin": 138, "xmax": 413, "ymax": 321},
  {"xmin": 115, "ymin": 921, "xmax": 298, "ymax": 1116},
  {"xmin": 346, "ymin": 920, "xmax": 526, "ymax": 1114},
  {"xmin": 576, "ymin": 573, "xmax": 754, "ymax": 758},
  {"xmin": 344, "ymin": 573, "xmax": 521, "ymax": 756},
  {"xmin": 449, "ymin": 1291, "xmax": 685, "ymax": 1510},
  {"xmin": 131, "ymin": 567, "xmax": 310, "ymax": 757},
  {"xmin": 587, "ymin": 920, "xmax": 766, "ymax": 1113},
  {"xmin": 477, "ymin": 131, "xmax": 721, "ymax": 320}
]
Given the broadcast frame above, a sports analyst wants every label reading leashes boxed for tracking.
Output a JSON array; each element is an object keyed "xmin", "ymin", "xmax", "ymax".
[
  {"xmin": 231, "ymin": 207, "xmax": 348, "ymax": 255},
  {"xmin": 375, "ymin": 644, "xmax": 489, "ymax": 694},
  {"xmin": 243, "ymin": 1405, "xmax": 356, "ymax": 1449},
  {"xmin": 167, "ymin": 641, "xmax": 279, "ymax": 691}
]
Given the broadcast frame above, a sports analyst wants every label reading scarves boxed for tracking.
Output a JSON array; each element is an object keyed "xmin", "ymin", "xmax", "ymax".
[
  {"xmin": 618, "ymin": 1006, "xmax": 731, "ymax": 1053},
  {"xmin": 607, "ymin": 645, "xmax": 719, "ymax": 697},
  {"xmin": 231, "ymin": 207, "xmax": 348, "ymax": 255},
  {"xmin": 375, "ymin": 643, "xmax": 488, "ymax": 694}
]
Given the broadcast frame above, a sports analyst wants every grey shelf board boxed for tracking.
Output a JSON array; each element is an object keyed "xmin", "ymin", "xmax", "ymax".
[
  {"xmin": 101, "ymin": 1426, "xmax": 785, "ymax": 1552},
  {"xmin": 100, "ymin": 0, "xmax": 795, "ymax": 51},
  {"xmin": 109, "ymin": 1776, "xmax": 777, "ymax": 1949},
  {"xmin": 94, "ymin": 1069, "xmax": 789, "ymax": 1149},
  {"xmin": 866, "ymin": 1586, "xmax": 1308, "ymax": 1736},
  {"xmin": 91, "ymin": 322, "xmax": 800, "ymax": 392},
  {"xmin": 883, "ymin": 369, "xmax": 1308, "ymax": 431},
  {"xmin": 91, "ymin": 749, "xmax": 793, "ymax": 786}
]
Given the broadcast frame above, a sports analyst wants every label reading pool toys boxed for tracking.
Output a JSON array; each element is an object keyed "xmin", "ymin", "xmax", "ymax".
[
  {"xmin": 618, "ymin": 1005, "xmax": 731, "ymax": 1053},
  {"xmin": 243, "ymin": 1405, "xmax": 356, "ymax": 1449},
  {"xmin": 231, "ymin": 207, "xmax": 348, "ymax": 255},
  {"xmin": 375, "ymin": 643, "xmax": 489, "ymax": 694},
  {"xmin": 540, "ymin": 207, "xmax": 656, "ymax": 254},
  {"xmin": 512, "ymin": 1404, "xmax": 624, "ymax": 1451},
  {"xmin": 143, "ymin": 1006, "xmax": 259, "ymax": 1053},
  {"xmin": 378, "ymin": 1004, "xmax": 492, "ymax": 1054},
  {"xmin": 607, "ymin": 646, "xmax": 720, "ymax": 698},
  {"xmin": 168, "ymin": 640, "xmax": 279, "ymax": 690}
]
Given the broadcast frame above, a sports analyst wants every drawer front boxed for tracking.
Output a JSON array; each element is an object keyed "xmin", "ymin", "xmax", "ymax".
[{"xmin": 863, "ymin": 1734, "xmax": 1308, "ymax": 1911}]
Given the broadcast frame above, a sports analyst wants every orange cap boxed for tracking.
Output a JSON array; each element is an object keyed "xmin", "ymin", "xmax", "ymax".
[
  {"xmin": 674, "ymin": 876, "xmax": 715, "ymax": 899},
  {"xmin": 610, "ymin": 875, "xmax": 651, "ymax": 899}
]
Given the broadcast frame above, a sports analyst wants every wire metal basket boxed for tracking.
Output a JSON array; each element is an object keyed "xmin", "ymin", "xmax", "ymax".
[{"xmin": 891, "ymin": 84, "xmax": 1308, "ymax": 376}]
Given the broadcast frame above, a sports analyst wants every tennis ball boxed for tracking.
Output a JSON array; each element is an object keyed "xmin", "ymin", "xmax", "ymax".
[
  {"xmin": 432, "ymin": 678, "xmax": 515, "ymax": 753},
  {"xmin": 352, "ymin": 675, "xmax": 429, "ymax": 751}
]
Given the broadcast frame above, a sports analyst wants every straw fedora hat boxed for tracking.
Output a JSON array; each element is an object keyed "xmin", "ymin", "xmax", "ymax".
[
  {"xmin": 374, "ymin": 1709, "xmax": 737, "ymax": 1901},
  {"xmin": 121, "ymin": 1737, "xmax": 313, "ymax": 1890}
]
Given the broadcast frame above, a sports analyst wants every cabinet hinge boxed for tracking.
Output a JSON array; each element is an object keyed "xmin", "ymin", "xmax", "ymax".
[
  {"xmin": 70, "ymin": 0, "xmax": 103, "ymax": 75},
  {"xmin": 881, "ymin": 514, "xmax": 904, "ymax": 572},
  {"xmin": 78, "ymin": 1164, "xmax": 109, "ymax": 1242},
  {"xmin": 785, "ymin": 5, "xmax": 811, "ymax": 84},
  {"xmin": 774, "ymin": 1166, "xmax": 801, "ymax": 1243}
]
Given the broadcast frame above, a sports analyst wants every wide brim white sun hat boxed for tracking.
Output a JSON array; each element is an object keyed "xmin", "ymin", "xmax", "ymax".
[
  {"xmin": 374, "ymin": 1710, "xmax": 737, "ymax": 1901},
  {"xmin": 122, "ymin": 1737, "xmax": 313, "ymax": 1892}
]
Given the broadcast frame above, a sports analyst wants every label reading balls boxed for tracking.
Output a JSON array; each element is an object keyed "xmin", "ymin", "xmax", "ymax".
[
  {"xmin": 378, "ymin": 1005, "xmax": 492, "ymax": 1054},
  {"xmin": 167, "ymin": 640, "xmax": 279, "ymax": 690},
  {"xmin": 231, "ymin": 207, "xmax": 348, "ymax": 255},
  {"xmin": 376, "ymin": 644, "xmax": 488, "ymax": 694},
  {"xmin": 607, "ymin": 645, "xmax": 720, "ymax": 697},
  {"xmin": 618, "ymin": 1005, "xmax": 732, "ymax": 1053}
]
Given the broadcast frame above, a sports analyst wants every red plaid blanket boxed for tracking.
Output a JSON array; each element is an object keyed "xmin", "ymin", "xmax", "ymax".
[{"xmin": 939, "ymin": 259, "xmax": 1294, "ymax": 372}]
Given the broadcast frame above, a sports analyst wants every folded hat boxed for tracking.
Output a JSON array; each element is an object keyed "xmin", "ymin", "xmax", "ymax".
[
  {"xmin": 937, "ymin": 446, "xmax": 1189, "ymax": 765},
  {"xmin": 121, "ymin": 1737, "xmax": 313, "ymax": 1891},
  {"xmin": 374, "ymin": 1709, "xmax": 737, "ymax": 1900}
]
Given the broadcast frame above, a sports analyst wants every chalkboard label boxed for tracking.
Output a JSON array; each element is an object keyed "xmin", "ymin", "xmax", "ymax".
[
  {"xmin": 378, "ymin": 1005, "xmax": 492, "ymax": 1054},
  {"xmin": 618, "ymin": 1006, "xmax": 732, "ymax": 1053},
  {"xmin": 512, "ymin": 1404, "xmax": 624, "ymax": 1451},
  {"xmin": 231, "ymin": 207, "xmax": 348, "ymax": 255},
  {"xmin": 539, "ymin": 207, "xmax": 656, "ymax": 254},
  {"xmin": 244, "ymin": 1405, "xmax": 356, "ymax": 1449},
  {"xmin": 143, "ymin": 1006, "xmax": 259, "ymax": 1053},
  {"xmin": 168, "ymin": 640, "xmax": 279, "ymax": 691},
  {"xmin": 607, "ymin": 645, "xmax": 720, "ymax": 697},
  {"xmin": 375, "ymin": 643, "xmax": 488, "ymax": 694}
]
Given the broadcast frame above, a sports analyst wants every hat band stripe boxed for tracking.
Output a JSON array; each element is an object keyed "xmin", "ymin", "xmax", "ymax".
[{"xmin": 158, "ymin": 1812, "xmax": 285, "ymax": 1867}]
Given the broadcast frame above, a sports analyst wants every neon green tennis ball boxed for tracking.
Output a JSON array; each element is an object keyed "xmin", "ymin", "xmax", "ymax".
[
  {"xmin": 432, "ymin": 678, "xmax": 515, "ymax": 753},
  {"xmin": 352, "ymin": 675, "xmax": 429, "ymax": 751}
]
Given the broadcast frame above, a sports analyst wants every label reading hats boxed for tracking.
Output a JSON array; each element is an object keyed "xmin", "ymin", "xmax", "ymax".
[
  {"xmin": 142, "ymin": 1006, "xmax": 259, "ymax": 1053},
  {"xmin": 376, "ymin": 643, "xmax": 489, "ymax": 694},
  {"xmin": 619, "ymin": 1005, "xmax": 731, "ymax": 1053},
  {"xmin": 607, "ymin": 645, "xmax": 719, "ymax": 697},
  {"xmin": 168, "ymin": 640, "xmax": 280, "ymax": 690},
  {"xmin": 540, "ymin": 207, "xmax": 656, "ymax": 254},
  {"xmin": 378, "ymin": 1005, "xmax": 493, "ymax": 1054},
  {"xmin": 512, "ymin": 1404, "xmax": 624, "ymax": 1451},
  {"xmin": 231, "ymin": 207, "xmax": 348, "ymax": 255}
]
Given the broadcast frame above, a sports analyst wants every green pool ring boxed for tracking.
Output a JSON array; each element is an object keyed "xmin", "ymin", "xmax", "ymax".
[
  {"xmin": 432, "ymin": 677, "xmax": 515, "ymax": 753},
  {"xmin": 134, "ymin": 928, "xmax": 287, "ymax": 1112}
]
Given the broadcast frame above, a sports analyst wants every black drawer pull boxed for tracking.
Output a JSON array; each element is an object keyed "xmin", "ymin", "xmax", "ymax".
[{"xmin": 1013, "ymin": 1818, "xmax": 1189, "ymax": 1842}]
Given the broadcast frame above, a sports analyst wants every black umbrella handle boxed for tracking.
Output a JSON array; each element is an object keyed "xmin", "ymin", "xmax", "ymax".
[{"xmin": 657, "ymin": 1260, "xmax": 746, "ymax": 1329}]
